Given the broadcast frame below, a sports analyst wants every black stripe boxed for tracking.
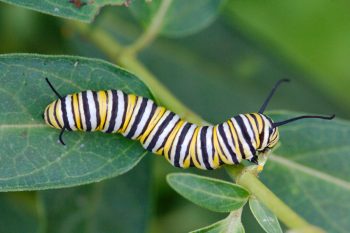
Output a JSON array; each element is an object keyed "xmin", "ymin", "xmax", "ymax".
[
  {"xmin": 126, "ymin": 97, "xmax": 148, "ymax": 138},
  {"xmin": 218, "ymin": 124, "xmax": 239, "ymax": 164},
  {"xmin": 200, "ymin": 126, "xmax": 212, "ymax": 170},
  {"xmin": 46, "ymin": 106, "xmax": 54, "ymax": 127},
  {"xmin": 174, "ymin": 123, "xmax": 191, "ymax": 167},
  {"xmin": 146, "ymin": 112, "xmax": 175, "ymax": 151},
  {"xmin": 258, "ymin": 115, "xmax": 265, "ymax": 149},
  {"xmin": 101, "ymin": 91, "xmax": 109, "ymax": 130},
  {"xmin": 234, "ymin": 116, "xmax": 256, "ymax": 157},
  {"xmin": 121, "ymin": 92, "xmax": 128, "ymax": 130},
  {"xmin": 93, "ymin": 91, "xmax": 100, "ymax": 130},
  {"xmin": 106, "ymin": 90, "xmax": 119, "ymax": 133},
  {"xmin": 250, "ymin": 114, "xmax": 260, "ymax": 149},
  {"xmin": 159, "ymin": 118, "xmax": 180, "ymax": 155},
  {"xmin": 82, "ymin": 91, "xmax": 91, "ymax": 131},
  {"xmin": 245, "ymin": 115, "xmax": 258, "ymax": 149},
  {"xmin": 61, "ymin": 97, "xmax": 72, "ymax": 131},
  {"xmin": 70, "ymin": 95, "xmax": 78, "ymax": 129},
  {"xmin": 53, "ymin": 100, "xmax": 62, "ymax": 129},
  {"xmin": 139, "ymin": 102, "xmax": 157, "ymax": 138}
]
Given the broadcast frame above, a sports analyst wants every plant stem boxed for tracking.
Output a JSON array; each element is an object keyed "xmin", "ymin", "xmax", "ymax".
[
  {"xmin": 122, "ymin": 0, "xmax": 173, "ymax": 56},
  {"xmin": 226, "ymin": 166, "xmax": 324, "ymax": 233}
]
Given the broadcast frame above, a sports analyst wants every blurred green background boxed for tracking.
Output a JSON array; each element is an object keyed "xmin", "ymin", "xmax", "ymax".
[{"xmin": 0, "ymin": 0, "xmax": 349, "ymax": 232}]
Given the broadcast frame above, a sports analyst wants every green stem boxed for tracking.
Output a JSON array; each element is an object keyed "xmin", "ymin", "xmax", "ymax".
[
  {"xmin": 226, "ymin": 166, "xmax": 324, "ymax": 233},
  {"xmin": 122, "ymin": 0, "xmax": 173, "ymax": 56}
]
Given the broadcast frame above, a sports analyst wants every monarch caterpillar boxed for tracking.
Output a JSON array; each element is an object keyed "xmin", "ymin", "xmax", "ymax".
[{"xmin": 43, "ymin": 79, "xmax": 334, "ymax": 170}]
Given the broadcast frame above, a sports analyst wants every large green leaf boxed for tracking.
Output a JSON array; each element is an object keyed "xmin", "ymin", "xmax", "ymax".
[
  {"xmin": 0, "ymin": 192, "xmax": 42, "ymax": 233},
  {"xmin": 190, "ymin": 209, "xmax": 245, "ymax": 233},
  {"xmin": 262, "ymin": 111, "xmax": 350, "ymax": 233},
  {"xmin": 130, "ymin": 0, "xmax": 225, "ymax": 37},
  {"xmin": 40, "ymin": 157, "xmax": 152, "ymax": 233},
  {"xmin": 0, "ymin": 0, "xmax": 126, "ymax": 23},
  {"xmin": 167, "ymin": 173, "xmax": 249, "ymax": 213},
  {"xmin": 0, "ymin": 54, "xmax": 152, "ymax": 191}
]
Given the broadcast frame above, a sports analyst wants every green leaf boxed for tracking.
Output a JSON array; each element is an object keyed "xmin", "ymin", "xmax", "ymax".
[
  {"xmin": 0, "ymin": 0, "xmax": 127, "ymax": 23},
  {"xmin": 262, "ymin": 111, "xmax": 350, "ymax": 233},
  {"xmin": 130, "ymin": 0, "xmax": 225, "ymax": 37},
  {"xmin": 40, "ymin": 157, "xmax": 152, "ymax": 233},
  {"xmin": 249, "ymin": 197, "xmax": 282, "ymax": 233},
  {"xmin": 0, "ymin": 192, "xmax": 42, "ymax": 233},
  {"xmin": 190, "ymin": 209, "xmax": 245, "ymax": 233},
  {"xmin": 0, "ymin": 54, "xmax": 152, "ymax": 191},
  {"xmin": 167, "ymin": 173, "xmax": 249, "ymax": 213}
]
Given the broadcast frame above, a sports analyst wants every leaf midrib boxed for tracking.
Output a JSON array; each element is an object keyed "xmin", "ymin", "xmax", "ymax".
[{"xmin": 270, "ymin": 154, "xmax": 350, "ymax": 190}]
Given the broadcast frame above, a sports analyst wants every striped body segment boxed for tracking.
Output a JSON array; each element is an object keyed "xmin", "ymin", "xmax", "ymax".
[{"xmin": 44, "ymin": 90, "xmax": 279, "ymax": 170}]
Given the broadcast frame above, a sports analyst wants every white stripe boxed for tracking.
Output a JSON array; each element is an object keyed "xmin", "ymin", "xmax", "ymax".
[
  {"xmin": 102, "ymin": 90, "xmax": 113, "ymax": 132},
  {"xmin": 240, "ymin": 114, "xmax": 255, "ymax": 147},
  {"xmin": 113, "ymin": 90, "xmax": 125, "ymax": 133},
  {"xmin": 206, "ymin": 126, "xmax": 215, "ymax": 168},
  {"xmin": 262, "ymin": 116, "xmax": 271, "ymax": 149},
  {"xmin": 132, "ymin": 99, "xmax": 154, "ymax": 139},
  {"xmin": 179, "ymin": 124, "xmax": 196, "ymax": 167},
  {"xmin": 143, "ymin": 110, "xmax": 171, "ymax": 148},
  {"xmin": 122, "ymin": 96, "xmax": 142, "ymax": 136},
  {"xmin": 78, "ymin": 93, "xmax": 86, "ymax": 131},
  {"xmin": 216, "ymin": 125, "xmax": 234, "ymax": 164},
  {"xmin": 231, "ymin": 118, "xmax": 250, "ymax": 159},
  {"xmin": 87, "ymin": 91, "xmax": 97, "ymax": 131},
  {"xmin": 152, "ymin": 114, "xmax": 180, "ymax": 152},
  {"xmin": 65, "ymin": 95, "xmax": 76, "ymax": 131}
]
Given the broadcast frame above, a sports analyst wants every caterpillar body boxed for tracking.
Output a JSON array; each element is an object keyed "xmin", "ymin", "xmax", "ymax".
[{"xmin": 43, "ymin": 79, "xmax": 334, "ymax": 170}]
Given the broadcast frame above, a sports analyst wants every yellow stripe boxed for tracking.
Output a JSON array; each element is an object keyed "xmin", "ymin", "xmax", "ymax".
[
  {"xmin": 227, "ymin": 120, "xmax": 242, "ymax": 161},
  {"xmin": 213, "ymin": 125, "xmax": 230, "ymax": 164},
  {"xmin": 246, "ymin": 114, "xmax": 260, "ymax": 148},
  {"xmin": 190, "ymin": 127, "xmax": 201, "ymax": 168},
  {"xmin": 183, "ymin": 153, "xmax": 191, "ymax": 168},
  {"xmin": 253, "ymin": 113, "xmax": 263, "ymax": 134},
  {"xmin": 48, "ymin": 103, "xmax": 59, "ymax": 129},
  {"xmin": 72, "ymin": 94, "xmax": 82, "ymax": 130},
  {"xmin": 97, "ymin": 91, "xmax": 107, "ymax": 130},
  {"xmin": 139, "ymin": 106, "xmax": 166, "ymax": 143},
  {"xmin": 163, "ymin": 121, "xmax": 184, "ymax": 160},
  {"xmin": 55, "ymin": 99, "xmax": 64, "ymax": 127},
  {"xmin": 120, "ymin": 94, "xmax": 137, "ymax": 133}
]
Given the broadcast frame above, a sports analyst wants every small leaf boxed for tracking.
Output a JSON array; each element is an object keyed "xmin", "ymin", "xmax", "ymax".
[
  {"xmin": 0, "ymin": 54, "xmax": 152, "ymax": 191},
  {"xmin": 190, "ymin": 208, "xmax": 245, "ymax": 233},
  {"xmin": 130, "ymin": 0, "xmax": 225, "ymax": 37},
  {"xmin": 249, "ymin": 197, "xmax": 282, "ymax": 233},
  {"xmin": 167, "ymin": 173, "xmax": 249, "ymax": 212},
  {"xmin": 0, "ymin": 0, "xmax": 127, "ymax": 23}
]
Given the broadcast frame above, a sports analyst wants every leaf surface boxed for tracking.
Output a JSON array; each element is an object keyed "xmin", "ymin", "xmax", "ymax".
[
  {"xmin": 190, "ymin": 209, "xmax": 245, "ymax": 233},
  {"xmin": 249, "ymin": 197, "xmax": 282, "ymax": 233},
  {"xmin": 0, "ymin": 54, "xmax": 152, "ymax": 191},
  {"xmin": 0, "ymin": 0, "xmax": 127, "ymax": 22},
  {"xmin": 167, "ymin": 173, "xmax": 249, "ymax": 213}
]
